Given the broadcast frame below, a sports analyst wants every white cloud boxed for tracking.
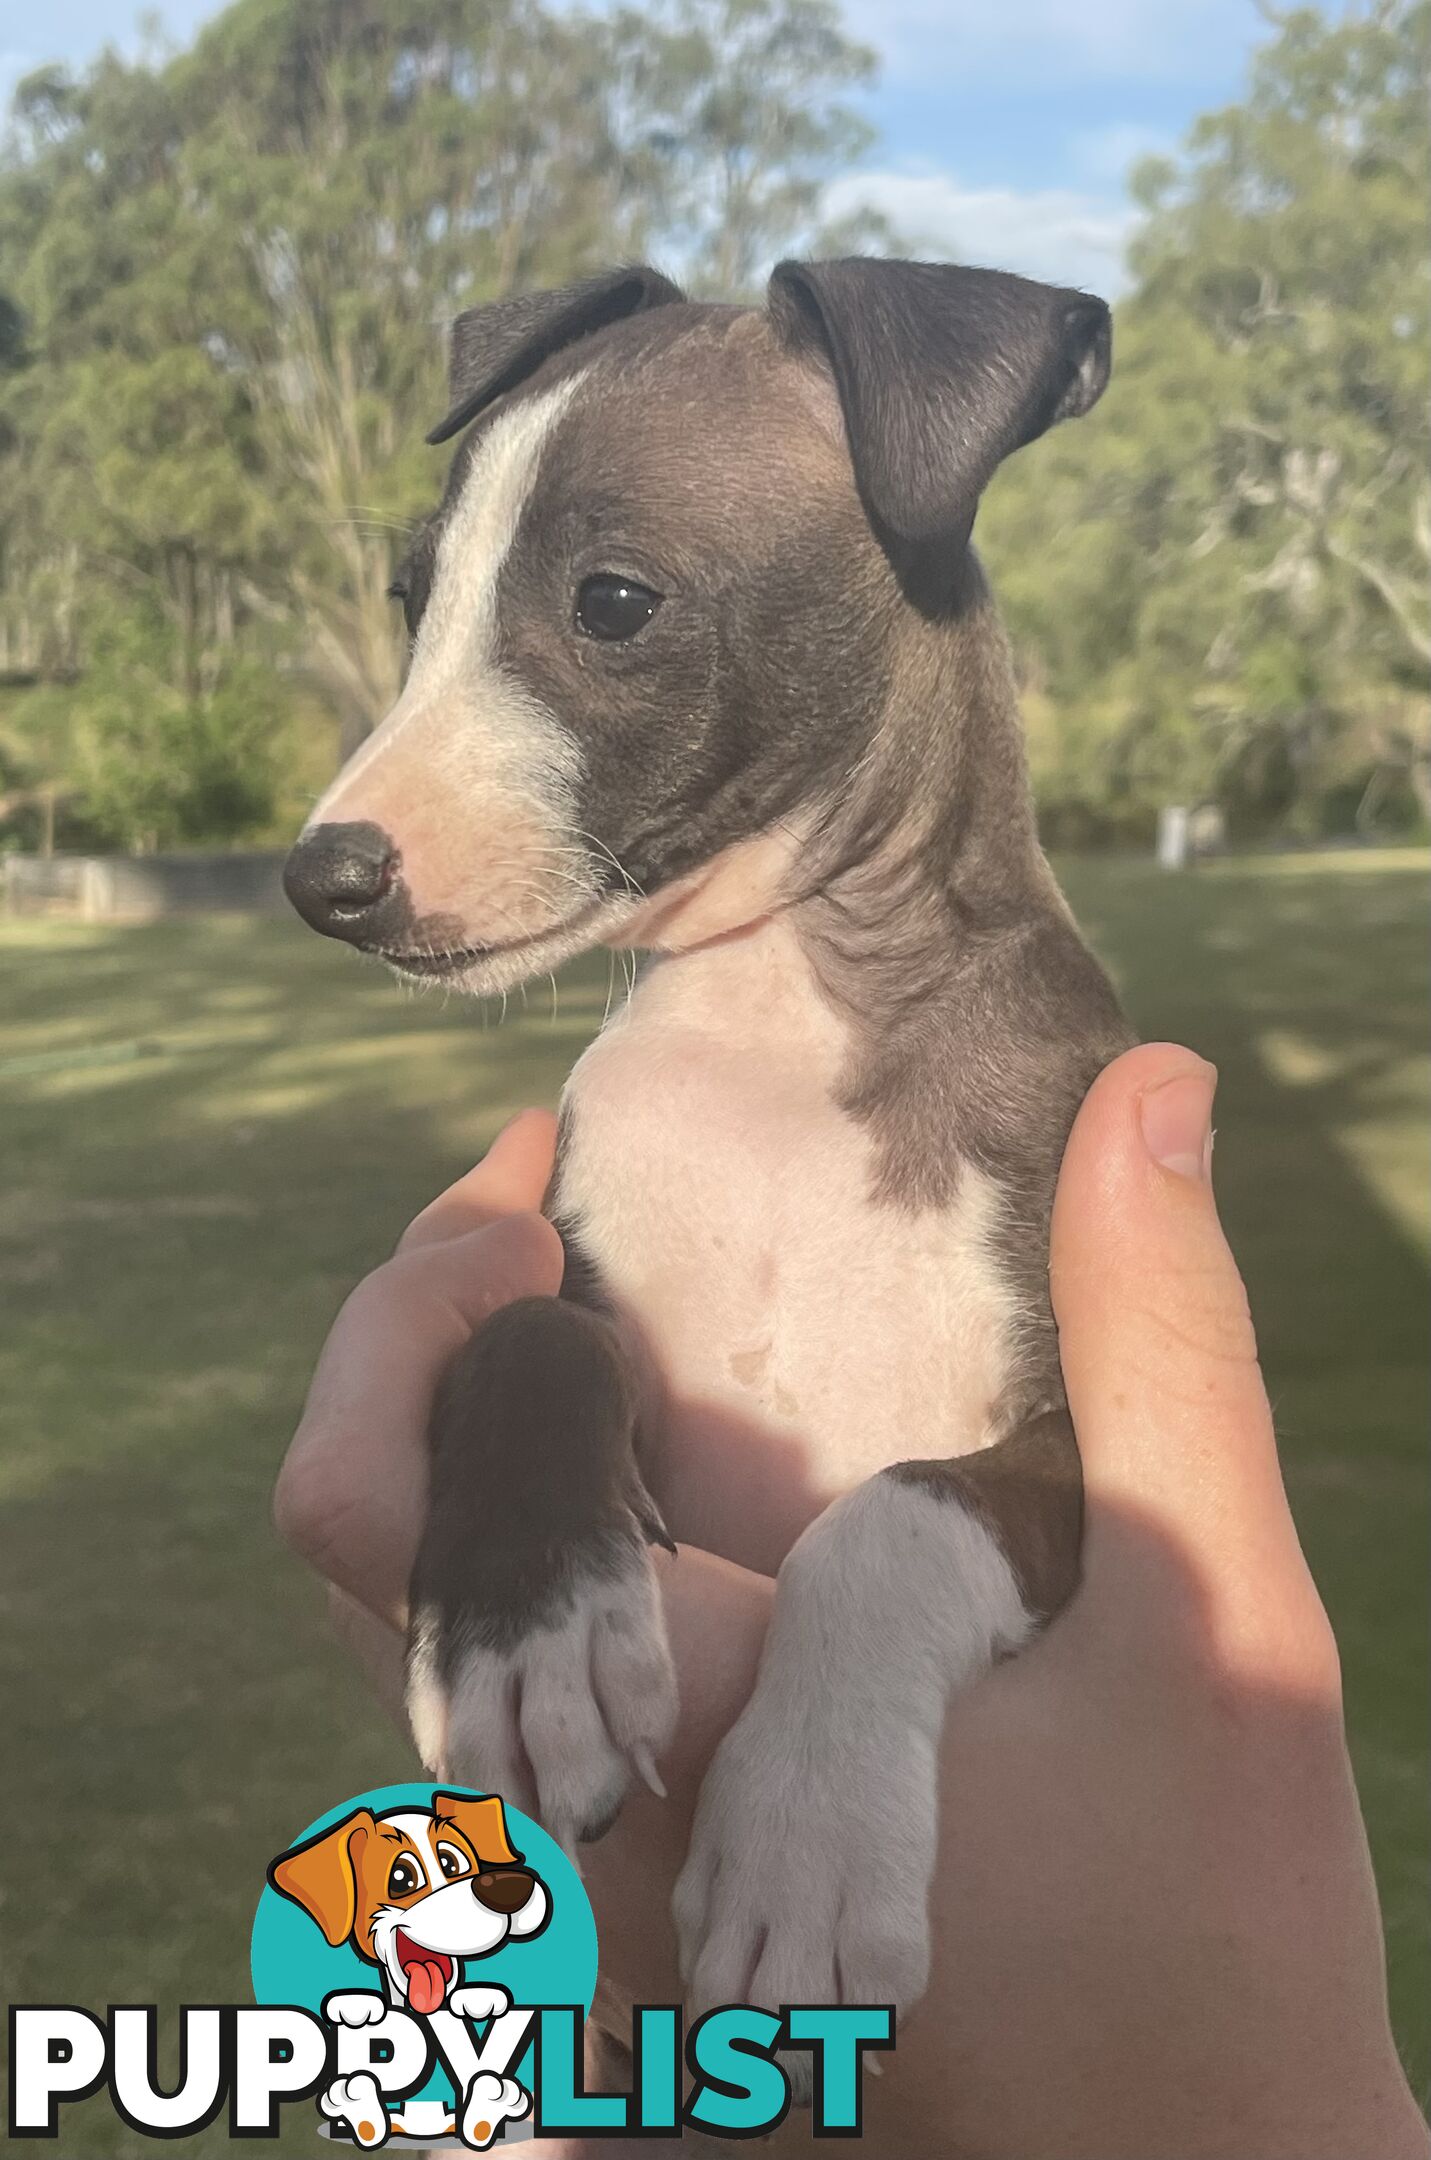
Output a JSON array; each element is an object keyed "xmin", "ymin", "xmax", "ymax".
[
  {"xmin": 825, "ymin": 168, "xmax": 1140, "ymax": 296},
  {"xmin": 1071, "ymin": 120, "xmax": 1173, "ymax": 184}
]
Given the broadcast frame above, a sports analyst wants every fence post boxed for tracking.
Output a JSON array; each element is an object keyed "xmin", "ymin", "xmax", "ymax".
[
  {"xmin": 79, "ymin": 858, "xmax": 114, "ymax": 921},
  {"xmin": 1156, "ymin": 804, "xmax": 1190, "ymax": 870}
]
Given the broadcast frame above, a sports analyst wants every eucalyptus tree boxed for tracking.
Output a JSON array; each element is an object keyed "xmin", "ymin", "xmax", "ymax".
[
  {"xmin": 980, "ymin": 0, "xmax": 1430, "ymax": 839},
  {"xmin": 0, "ymin": 0, "xmax": 885, "ymax": 839}
]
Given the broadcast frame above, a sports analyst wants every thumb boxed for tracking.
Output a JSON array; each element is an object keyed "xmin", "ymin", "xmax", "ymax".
[
  {"xmin": 1051, "ymin": 1043, "xmax": 1313, "ymax": 1649},
  {"xmin": 397, "ymin": 1107, "xmax": 559, "ymax": 1251}
]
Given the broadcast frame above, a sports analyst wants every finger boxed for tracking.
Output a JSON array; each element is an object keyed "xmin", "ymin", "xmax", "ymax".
[
  {"xmin": 275, "ymin": 1211, "xmax": 564, "ymax": 1621},
  {"xmin": 1050, "ymin": 1043, "xmax": 1321, "ymax": 1650},
  {"xmin": 396, "ymin": 1108, "xmax": 559, "ymax": 1251}
]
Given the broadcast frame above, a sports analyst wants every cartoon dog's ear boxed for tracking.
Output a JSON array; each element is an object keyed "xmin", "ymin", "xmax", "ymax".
[
  {"xmin": 431, "ymin": 1790, "xmax": 521, "ymax": 1868},
  {"xmin": 268, "ymin": 1809, "xmax": 376, "ymax": 1947},
  {"xmin": 427, "ymin": 267, "xmax": 685, "ymax": 446},
  {"xmin": 767, "ymin": 257, "xmax": 1110, "ymax": 562}
]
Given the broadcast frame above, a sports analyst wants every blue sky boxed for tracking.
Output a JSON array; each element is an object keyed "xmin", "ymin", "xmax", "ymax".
[{"xmin": 1, "ymin": 0, "xmax": 1325, "ymax": 294}]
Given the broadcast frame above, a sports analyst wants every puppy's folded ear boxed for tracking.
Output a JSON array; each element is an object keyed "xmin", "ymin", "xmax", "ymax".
[
  {"xmin": 427, "ymin": 267, "xmax": 685, "ymax": 445},
  {"xmin": 431, "ymin": 1789, "xmax": 521, "ymax": 1869},
  {"xmin": 768, "ymin": 257, "xmax": 1111, "ymax": 561},
  {"xmin": 268, "ymin": 1808, "xmax": 376, "ymax": 1947}
]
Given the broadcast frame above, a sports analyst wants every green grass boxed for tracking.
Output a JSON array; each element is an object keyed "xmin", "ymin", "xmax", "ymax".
[{"xmin": 1, "ymin": 849, "xmax": 1426, "ymax": 2144}]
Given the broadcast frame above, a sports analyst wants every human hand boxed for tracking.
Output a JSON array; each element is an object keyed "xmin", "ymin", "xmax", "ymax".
[
  {"xmin": 276, "ymin": 1056, "xmax": 1427, "ymax": 2159},
  {"xmin": 274, "ymin": 1108, "xmax": 567, "ymax": 1624},
  {"xmin": 870, "ymin": 1040, "xmax": 1427, "ymax": 2158}
]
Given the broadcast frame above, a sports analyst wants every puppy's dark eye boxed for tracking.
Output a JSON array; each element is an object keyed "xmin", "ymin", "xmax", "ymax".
[
  {"xmin": 387, "ymin": 1857, "xmax": 421, "ymax": 1898},
  {"xmin": 385, "ymin": 580, "xmax": 408, "ymax": 605},
  {"xmin": 575, "ymin": 574, "xmax": 662, "ymax": 643},
  {"xmin": 435, "ymin": 1842, "xmax": 470, "ymax": 1881}
]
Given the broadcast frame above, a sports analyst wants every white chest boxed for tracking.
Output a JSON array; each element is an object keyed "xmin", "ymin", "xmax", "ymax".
[{"xmin": 552, "ymin": 922, "xmax": 1017, "ymax": 1573}]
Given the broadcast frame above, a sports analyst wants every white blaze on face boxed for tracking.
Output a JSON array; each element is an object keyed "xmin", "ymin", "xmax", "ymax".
[{"xmin": 310, "ymin": 375, "xmax": 599, "ymax": 952}]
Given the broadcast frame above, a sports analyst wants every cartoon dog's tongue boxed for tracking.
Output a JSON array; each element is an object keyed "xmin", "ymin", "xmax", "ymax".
[
  {"xmin": 407, "ymin": 1959, "xmax": 448, "ymax": 2015},
  {"xmin": 394, "ymin": 1931, "xmax": 454, "ymax": 2015}
]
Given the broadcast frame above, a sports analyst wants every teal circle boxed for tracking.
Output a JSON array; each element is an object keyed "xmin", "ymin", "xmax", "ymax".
[{"xmin": 251, "ymin": 1782, "xmax": 597, "ymax": 2109}]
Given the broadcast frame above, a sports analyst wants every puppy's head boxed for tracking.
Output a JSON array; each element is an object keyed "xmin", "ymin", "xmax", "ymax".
[
  {"xmin": 269, "ymin": 1791, "xmax": 549, "ymax": 2012},
  {"xmin": 284, "ymin": 259, "xmax": 1110, "ymax": 989}
]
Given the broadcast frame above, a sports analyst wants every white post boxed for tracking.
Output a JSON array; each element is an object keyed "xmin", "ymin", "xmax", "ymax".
[
  {"xmin": 79, "ymin": 858, "xmax": 114, "ymax": 921},
  {"xmin": 1156, "ymin": 804, "xmax": 1190, "ymax": 870}
]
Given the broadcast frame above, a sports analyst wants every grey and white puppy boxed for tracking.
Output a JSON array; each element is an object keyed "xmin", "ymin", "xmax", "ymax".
[{"xmin": 284, "ymin": 258, "xmax": 1133, "ymax": 2078}]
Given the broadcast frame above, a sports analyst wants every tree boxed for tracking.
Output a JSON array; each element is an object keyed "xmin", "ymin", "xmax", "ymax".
[
  {"xmin": 4, "ymin": 0, "xmax": 1423, "ymax": 850},
  {"xmin": 979, "ymin": 0, "xmax": 1430, "ymax": 841},
  {"xmin": 606, "ymin": 0, "xmax": 888, "ymax": 294},
  {"xmin": 0, "ymin": 0, "xmax": 886, "ymax": 833}
]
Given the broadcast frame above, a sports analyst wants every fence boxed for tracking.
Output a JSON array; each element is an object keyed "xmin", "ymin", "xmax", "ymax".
[{"xmin": 2, "ymin": 851, "xmax": 289, "ymax": 920}]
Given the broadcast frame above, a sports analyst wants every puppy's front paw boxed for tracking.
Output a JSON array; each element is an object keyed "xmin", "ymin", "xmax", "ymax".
[
  {"xmin": 459, "ymin": 2071, "xmax": 530, "ymax": 2150},
  {"xmin": 446, "ymin": 1982, "xmax": 511, "ymax": 2025},
  {"xmin": 320, "ymin": 2071, "xmax": 389, "ymax": 2147},
  {"xmin": 673, "ymin": 1687, "xmax": 935, "ymax": 2106},
  {"xmin": 408, "ymin": 1529, "xmax": 677, "ymax": 1849},
  {"xmin": 322, "ymin": 1990, "xmax": 388, "ymax": 2029}
]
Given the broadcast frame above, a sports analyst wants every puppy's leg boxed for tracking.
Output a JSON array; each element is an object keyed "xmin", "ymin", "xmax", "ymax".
[
  {"xmin": 407, "ymin": 1296, "xmax": 677, "ymax": 1847},
  {"xmin": 674, "ymin": 1404, "xmax": 1079, "ymax": 2099}
]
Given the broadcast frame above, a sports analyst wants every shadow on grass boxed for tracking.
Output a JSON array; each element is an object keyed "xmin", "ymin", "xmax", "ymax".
[{"xmin": 0, "ymin": 860, "xmax": 1426, "ymax": 2144}]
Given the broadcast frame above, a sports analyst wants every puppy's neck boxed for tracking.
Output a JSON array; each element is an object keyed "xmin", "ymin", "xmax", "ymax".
[
  {"xmin": 789, "ymin": 554, "xmax": 1064, "ymax": 1017},
  {"xmin": 616, "ymin": 553, "xmax": 1060, "ymax": 1027}
]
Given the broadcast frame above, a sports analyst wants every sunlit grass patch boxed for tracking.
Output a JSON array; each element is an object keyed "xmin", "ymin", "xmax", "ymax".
[{"xmin": 1, "ymin": 853, "xmax": 1426, "ymax": 2145}]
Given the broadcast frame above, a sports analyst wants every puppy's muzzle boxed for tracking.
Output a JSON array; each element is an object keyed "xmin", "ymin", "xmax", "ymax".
[
  {"xmin": 471, "ymin": 1866, "xmax": 536, "ymax": 1915},
  {"xmin": 284, "ymin": 820, "xmax": 403, "ymax": 946}
]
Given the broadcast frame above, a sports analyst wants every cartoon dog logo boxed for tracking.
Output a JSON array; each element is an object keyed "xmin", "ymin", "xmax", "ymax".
[{"xmin": 269, "ymin": 1790, "xmax": 549, "ymax": 2149}]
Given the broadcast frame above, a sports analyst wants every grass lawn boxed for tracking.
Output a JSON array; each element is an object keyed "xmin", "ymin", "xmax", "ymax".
[{"xmin": 1, "ymin": 847, "xmax": 1426, "ymax": 2145}]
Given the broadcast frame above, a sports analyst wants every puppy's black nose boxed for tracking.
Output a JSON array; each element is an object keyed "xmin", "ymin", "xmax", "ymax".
[{"xmin": 284, "ymin": 821, "xmax": 399, "ymax": 943}]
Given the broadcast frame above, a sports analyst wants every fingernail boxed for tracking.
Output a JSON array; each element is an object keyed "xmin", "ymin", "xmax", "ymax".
[{"xmin": 1140, "ymin": 1063, "xmax": 1217, "ymax": 1181}]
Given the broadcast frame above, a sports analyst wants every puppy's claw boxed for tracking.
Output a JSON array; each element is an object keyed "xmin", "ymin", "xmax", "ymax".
[
  {"xmin": 408, "ymin": 1545, "xmax": 677, "ymax": 1846},
  {"xmin": 631, "ymin": 1742, "xmax": 667, "ymax": 1799}
]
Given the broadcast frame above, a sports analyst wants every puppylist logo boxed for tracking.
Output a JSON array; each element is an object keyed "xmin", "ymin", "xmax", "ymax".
[
  {"xmin": 258, "ymin": 1784, "xmax": 567, "ymax": 2148},
  {"xmin": 8, "ymin": 1782, "xmax": 893, "ymax": 2145}
]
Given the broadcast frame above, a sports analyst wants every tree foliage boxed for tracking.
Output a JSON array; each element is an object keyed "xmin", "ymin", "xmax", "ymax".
[
  {"xmin": 0, "ymin": 0, "xmax": 876, "ymax": 848},
  {"xmin": 0, "ymin": 0, "xmax": 1425, "ymax": 853},
  {"xmin": 980, "ymin": 0, "xmax": 1430, "ymax": 842}
]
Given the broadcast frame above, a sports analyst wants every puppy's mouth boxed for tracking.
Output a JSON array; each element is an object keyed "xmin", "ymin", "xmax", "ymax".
[
  {"xmin": 394, "ymin": 1929, "xmax": 457, "ymax": 2014},
  {"xmin": 375, "ymin": 941, "xmax": 509, "ymax": 980},
  {"xmin": 375, "ymin": 901, "xmax": 606, "ymax": 981}
]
